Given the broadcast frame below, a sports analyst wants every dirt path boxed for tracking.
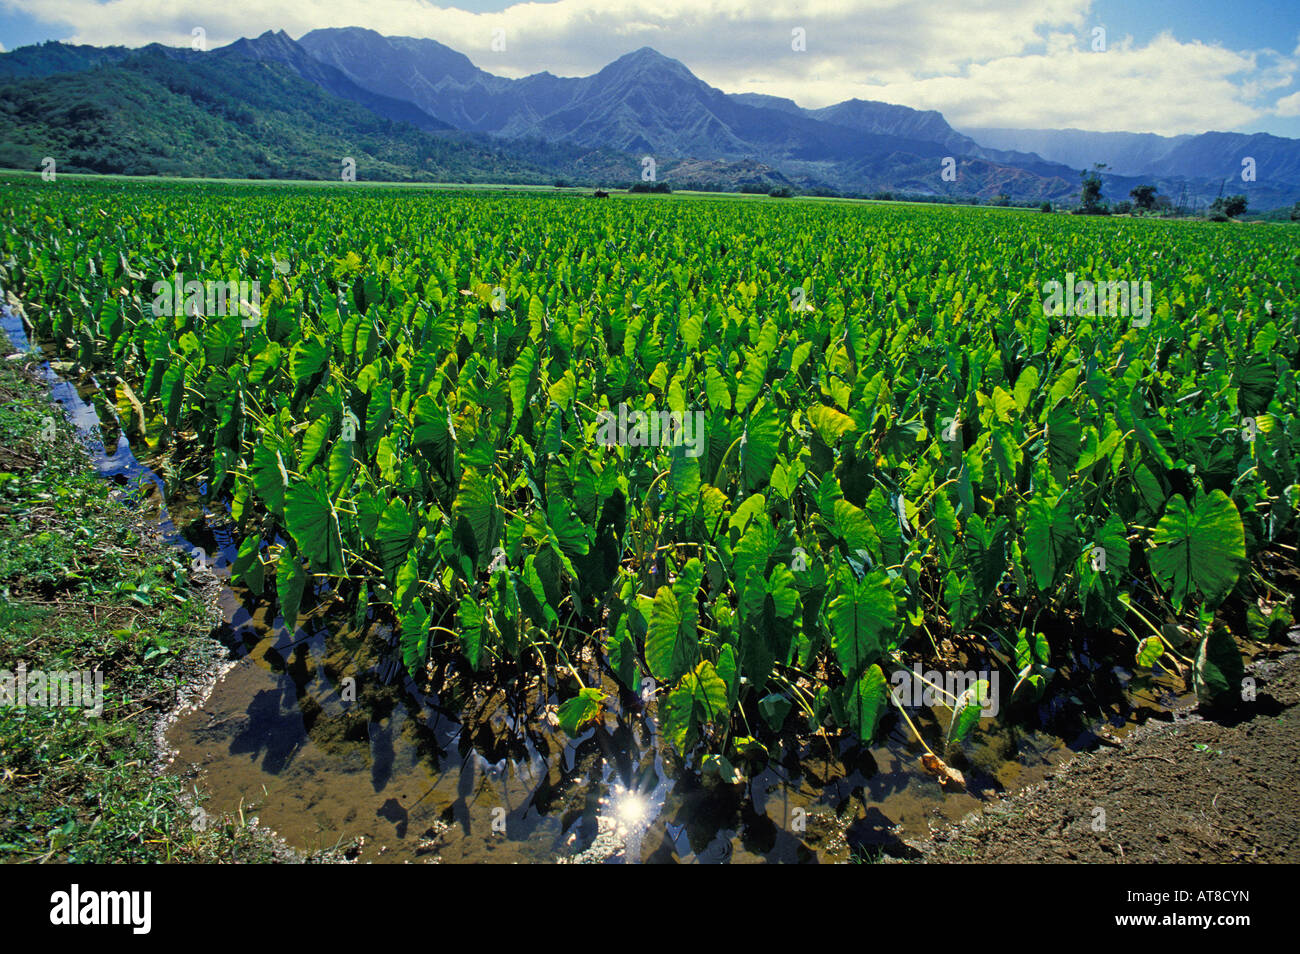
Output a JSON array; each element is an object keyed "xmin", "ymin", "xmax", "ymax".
[{"xmin": 912, "ymin": 649, "xmax": 1300, "ymax": 863}]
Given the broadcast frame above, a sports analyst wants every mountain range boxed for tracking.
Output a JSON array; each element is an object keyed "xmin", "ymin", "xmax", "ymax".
[
  {"xmin": 965, "ymin": 126, "xmax": 1300, "ymax": 190},
  {"xmin": 2, "ymin": 26, "xmax": 1298, "ymax": 208}
]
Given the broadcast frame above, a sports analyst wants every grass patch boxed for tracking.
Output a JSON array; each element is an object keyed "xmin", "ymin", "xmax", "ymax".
[{"xmin": 0, "ymin": 355, "xmax": 297, "ymax": 862}]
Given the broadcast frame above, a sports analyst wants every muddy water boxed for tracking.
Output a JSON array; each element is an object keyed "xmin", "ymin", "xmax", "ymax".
[
  {"xmin": 163, "ymin": 627, "xmax": 1188, "ymax": 862},
  {"xmin": 3, "ymin": 303, "xmax": 1195, "ymax": 864}
]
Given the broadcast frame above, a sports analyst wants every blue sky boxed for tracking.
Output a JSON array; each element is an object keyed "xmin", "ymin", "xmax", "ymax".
[
  {"xmin": 1091, "ymin": 0, "xmax": 1295, "ymax": 51},
  {"xmin": 2, "ymin": 0, "xmax": 1297, "ymax": 137}
]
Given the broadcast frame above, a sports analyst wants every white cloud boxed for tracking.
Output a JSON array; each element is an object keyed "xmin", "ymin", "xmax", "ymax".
[
  {"xmin": 3, "ymin": 0, "xmax": 1291, "ymax": 134},
  {"xmin": 869, "ymin": 33, "xmax": 1286, "ymax": 135},
  {"xmin": 5, "ymin": 0, "xmax": 1091, "ymax": 77},
  {"xmin": 1278, "ymin": 90, "xmax": 1300, "ymax": 117}
]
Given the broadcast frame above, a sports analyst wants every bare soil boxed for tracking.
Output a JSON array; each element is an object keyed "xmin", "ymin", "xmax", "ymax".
[{"xmin": 913, "ymin": 649, "xmax": 1300, "ymax": 863}]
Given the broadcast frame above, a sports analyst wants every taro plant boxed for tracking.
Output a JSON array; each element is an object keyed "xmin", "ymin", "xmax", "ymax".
[{"xmin": 0, "ymin": 176, "xmax": 1295, "ymax": 778}]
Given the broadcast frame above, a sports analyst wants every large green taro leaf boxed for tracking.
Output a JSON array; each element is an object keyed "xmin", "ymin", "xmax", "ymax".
[
  {"xmin": 826, "ymin": 567, "xmax": 894, "ymax": 678},
  {"xmin": 276, "ymin": 550, "xmax": 307, "ymax": 634},
  {"xmin": 1149, "ymin": 491, "xmax": 1246, "ymax": 609},
  {"xmin": 557, "ymin": 687, "xmax": 606, "ymax": 736},
  {"xmin": 663, "ymin": 660, "xmax": 729, "ymax": 751},
  {"xmin": 375, "ymin": 498, "xmax": 415, "ymax": 577},
  {"xmin": 284, "ymin": 480, "xmax": 344, "ymax": 575},
  {"xmin": 1025, "ymin": 493, "xmax": 1075, "ymax": 591},
  {"xmin": 737, "ymin": 563, "xmax": 799, "ymax": 687},
  {"xmin": 843, "ymin": 663, "xmax": 887, "ymax": 742},
  {"xmin": 644, "ymin": 581, "xmax": 699, "ymax": 684},
  {"xmin": 452, "ymin": 469, "xmax": 498, "ymax": 563}
]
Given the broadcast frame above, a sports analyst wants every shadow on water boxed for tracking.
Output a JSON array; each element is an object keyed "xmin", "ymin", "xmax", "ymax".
[{"xmin": 3, "ymin": 301, "xmax": 1201, "ymax": 863}]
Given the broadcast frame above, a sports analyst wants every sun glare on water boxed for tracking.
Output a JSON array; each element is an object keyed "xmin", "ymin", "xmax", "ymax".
[{"xmin": 611, "ymin": 788, "xmax": 649, "ymax": 831}]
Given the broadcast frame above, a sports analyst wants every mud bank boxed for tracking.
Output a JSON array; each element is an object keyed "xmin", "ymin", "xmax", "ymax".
[{"xmin": 911, "ymin": 649, "xmax": 1300, "ymax": 863}]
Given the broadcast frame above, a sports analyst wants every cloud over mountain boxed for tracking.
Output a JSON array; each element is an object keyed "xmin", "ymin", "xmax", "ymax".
[{"xmin": 7, "ymin": 0, "xmax": 1297, "ymax": 137}]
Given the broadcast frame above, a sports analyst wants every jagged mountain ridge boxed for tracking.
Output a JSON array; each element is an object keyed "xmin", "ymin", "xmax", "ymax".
[
  {"xmin": 296, "ymin": 27, "xmax": 1300, "ymax": 203},
  {"xmin": 296, "ymin": 28, "xmax": 1084, "ymax": 198},
  {"xmin": 2, "ymin": 26, "xmax": 1297, "ymax": 205}
]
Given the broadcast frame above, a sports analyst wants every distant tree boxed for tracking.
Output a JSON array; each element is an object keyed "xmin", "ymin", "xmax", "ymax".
[
  {"xmin": 1291, "ymin": 201, "xmax": 1300, "ymax": 221},
  {"xmin": 1078, "ymin": 163, "xmax": 1107, "ymax": 213},
  {"xmin": 768, "ymin": 187, "xmax": 794, "ymax": 198},
  {"xmin": 1129, "ymin": 184, "xmax": 1158, "ymax": 211},
  {"xmin": 1222, "ymin": 194, "xmax": 1248, "ymax": 217},
  {"xmin": 1209, "ymin": 194, "xmax": 1248, "ymax": 218},
  {"xmin": 1040, "ymin": 201, "xmax": 1053, "ymax": 212},
  {"xmin": 1112, "ymin": 200, "xmax": 1133, "ymax": 215},
  {"xmin": 990, "ymin": 192, "xmax": 1011, "ymax": 206}
]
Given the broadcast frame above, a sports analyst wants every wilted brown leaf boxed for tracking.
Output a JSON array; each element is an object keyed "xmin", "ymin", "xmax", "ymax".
[{"xmin": 920, "ymin": 753, "xmax": 965, "ymax": 787}]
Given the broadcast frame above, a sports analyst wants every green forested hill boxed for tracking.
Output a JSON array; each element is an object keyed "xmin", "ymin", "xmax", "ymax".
[
  {"xmin": 0, "ymin": 40, "xmax": 135, "ymax": 79},
  {"xmin": 0, "ymin": 50, "xmax": 588, "ymax": 183}
]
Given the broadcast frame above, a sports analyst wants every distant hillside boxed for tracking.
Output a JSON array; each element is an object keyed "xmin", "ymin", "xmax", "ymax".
[
  {"xmin": 213, "ymin": 29, "xmax": 455, "ymax": 132},
  {"xmin": 962, "ymin": 127, "xmax": 1193, "ymax": 176},
  {"xmin": 806, "ymin": 99, "xmax": 978, "ymax": 154},
  {"xmin": 965, "ymin": 125, "xmax": 1300, "ymax": 208},
  {"xmin": 0, "ymin": 41, "xmax": 135, "ymax": 79},
  {"xmin": 0, "ymin": 47, "xmax": 571, "ymax": 182}
]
